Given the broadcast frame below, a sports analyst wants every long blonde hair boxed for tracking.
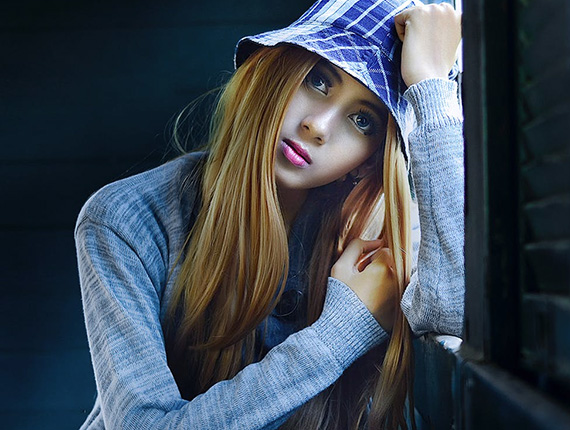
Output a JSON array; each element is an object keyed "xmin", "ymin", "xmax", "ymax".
[{"xmin": 166, "ymin": 45, "xmax": 414, "ymax": 429}]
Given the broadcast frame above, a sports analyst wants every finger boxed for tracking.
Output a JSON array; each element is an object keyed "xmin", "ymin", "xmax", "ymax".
[
  {"xmin": 438, "ymin": 2, "xmax": 456, "ymax": 14},
  {"xmin": 356, "ymin": 247, "xmax": 381, "ymax": 272},
  {"xmin": 372, "ymin": 247, "xmax": 395, "ymax": 271},
  {"xmin": 356, "ymin": 234, "xmax": 390, "ymax": 270},
  {"xmin": 360, "ymin": 246, "xmax": 395, "ymax": 274},
  {"xmin": 393, "ymin": 10, "xmax": 409, "ymax": 42},
  {"xmin": 374, "ymin": 246, "xmax": 393, "ymax": 259},
  {"xmin": 339, "ymin": 238, "xmax": 383, "ymax": 266},
  {"xmin": 359, "ymin": 257, "xmax": 391, "ymax": 280}
]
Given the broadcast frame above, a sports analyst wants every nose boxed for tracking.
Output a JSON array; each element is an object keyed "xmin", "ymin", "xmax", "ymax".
[{"xmin": 301, "ymin": 109, "xmax": 334, "ymax": 144}]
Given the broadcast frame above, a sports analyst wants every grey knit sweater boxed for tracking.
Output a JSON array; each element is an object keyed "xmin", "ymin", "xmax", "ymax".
[{"xmin": 75, "ymin": 78, "xmax": 464, "ymax": 430}]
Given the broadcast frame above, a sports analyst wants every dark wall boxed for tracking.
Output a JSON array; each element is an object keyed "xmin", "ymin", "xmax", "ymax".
[{"xmin": 0, "ymin": 1, "xmax": 312, "ymax": 429}]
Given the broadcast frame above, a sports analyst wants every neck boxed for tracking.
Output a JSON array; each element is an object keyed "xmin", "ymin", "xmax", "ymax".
[{"xmin": 278, "ymin": 186, "xmax": 309, "ymax": 231}]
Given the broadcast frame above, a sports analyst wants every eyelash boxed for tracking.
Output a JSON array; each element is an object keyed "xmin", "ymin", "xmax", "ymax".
[
  {"xmin": 304, "ymin": 68, "xmax": 379, "ymax": 136},
  {"xmin": 305, "ymin": 69, "xmax": 332, "ymax": 94},
  {"xmin": 350, "ymin": 109, "xmax": 378, "ymax": 136}
]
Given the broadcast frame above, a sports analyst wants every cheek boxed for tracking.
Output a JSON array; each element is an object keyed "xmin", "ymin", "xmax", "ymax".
[
  {"xmin": 328, "ymin": 142, "xmax": 376, "ymax": 180},
  {"xmin": 282, "ymin": 91, "xmax": 309, "ymax": 127},
  {"xmin": 360, "ymin": 139, "xmax": 379, "ymax": 160},
  {"xmin": 342, "ymin": 138, "xmax": 377, "ymax": 168},
  {"xmin": 338, "ymin": 139, "xmax": 378, "ymax": 177}
]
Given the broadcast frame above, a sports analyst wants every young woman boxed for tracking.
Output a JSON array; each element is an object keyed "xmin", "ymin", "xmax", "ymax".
[{"xmin": 76, "ymin": 0, "xmax": 464, "ymax": 429}]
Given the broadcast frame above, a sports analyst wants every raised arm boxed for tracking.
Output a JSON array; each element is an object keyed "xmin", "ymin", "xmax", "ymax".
[
  {"xmin": 395, "ymin": 3, "xmax": 464, "ymax": 336},
  {"xmin": 400, "ymin": 78, "xmax": 464, "ymax": 336}
]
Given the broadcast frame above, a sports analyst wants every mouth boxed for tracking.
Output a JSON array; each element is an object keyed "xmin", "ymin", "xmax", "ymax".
[{"xmin": 280, "ymin": 139, "xmax": 312, "ymax": 168}]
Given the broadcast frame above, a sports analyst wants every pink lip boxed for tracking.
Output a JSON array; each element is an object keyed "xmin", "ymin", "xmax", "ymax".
[{"xmin": 281, "ymin": 139, "xmax": 312, "ymax": 168}]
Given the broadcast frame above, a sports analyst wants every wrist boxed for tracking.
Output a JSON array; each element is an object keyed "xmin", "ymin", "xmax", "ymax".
[
  {"xmin": 404, "ymin": 78, "xmax": 462, "ymax": 127},
  {"xmin": 312, "ymin": 278, "xmax": 388, "ymax": 368},
  {"xmin": 404, "ymin": 66, "xmax": 450, "ymax": 88}
]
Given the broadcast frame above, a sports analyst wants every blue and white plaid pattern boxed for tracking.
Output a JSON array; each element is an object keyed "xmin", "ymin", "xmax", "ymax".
[{"xmin": 235, "ymin": 0, "xmax": 422, "ymax": 133}]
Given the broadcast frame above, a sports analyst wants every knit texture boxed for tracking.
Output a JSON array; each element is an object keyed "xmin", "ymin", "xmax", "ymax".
[
  {"xmin": 400, "ymin": 78, "xmax": 465, "ymax": 336},
  {"xmin": 76, "ymin": 78, "xmax": 464, "ymax": 429}
]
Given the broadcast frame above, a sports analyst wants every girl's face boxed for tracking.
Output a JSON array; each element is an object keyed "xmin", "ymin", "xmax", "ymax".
[{"xmin": 275, "ymin": 60, "xmax": 387, "ymax": 193}]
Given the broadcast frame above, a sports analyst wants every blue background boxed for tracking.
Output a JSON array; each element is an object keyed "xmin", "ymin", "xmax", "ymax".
[{"xmin": 0, "ymin": 1, "xmax": 312, "ymax": 428}]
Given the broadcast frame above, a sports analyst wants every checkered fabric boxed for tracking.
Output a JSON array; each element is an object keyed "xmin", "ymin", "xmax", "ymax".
[{"xmin": 235, "ymin": 0, "xmax": 423, "ymax": 134}]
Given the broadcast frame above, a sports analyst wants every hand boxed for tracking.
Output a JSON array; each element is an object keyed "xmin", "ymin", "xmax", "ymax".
[
  {"xmin": 331, "ymin": 238, "xmax": 398, "ymax": 332},
  {"xmin": 394, "ymin": 3, "xmax": 462, "ymax": 87}
]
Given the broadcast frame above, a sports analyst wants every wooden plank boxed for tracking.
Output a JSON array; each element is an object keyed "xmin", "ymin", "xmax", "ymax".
[
  {"xmin": 481, "ymin": 0, "xmax": 520, "ymax": 367},
  {"xmin": 523, "ymin": 196, "xmax": 570, "ymax": 242},
  {"xmin": 517, "ymin": 0, "xmax": 570, "ymax": 414},
  {"xmin": 524, "ymin": 241, "xmax": 570, "ymax": 294},
  {"xmin": 413, "ymin": 336, "xmax": 457, "ymax": 429},
  {"xmin": 521, "ymin": 294, "xmax": 570, "ymax": 386},
  {"xmin": 462, "ymin": 0, "xmax": 488, "ymax": 356},
  {"xmin": 520, "ymin": 60, "xmax": 570, "ymax": 120},
  {"xmin": 462, "ymin": 360, "xmax": 570, "ymax": 430},
  {"xmin": 522, "ymin": 107, "xmax": 570, "ymax": 160},
  {"xmin": 518, "ymin": 0, "xmax": 570, "ymax": 81},
  {"xmin": 521, "ymin": 156, "xmax": 570, "ymax": 201}
]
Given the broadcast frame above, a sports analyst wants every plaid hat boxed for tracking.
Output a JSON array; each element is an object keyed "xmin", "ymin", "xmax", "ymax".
[{"xmin": 235, "ymin": 0, "xmax": 425, "ymax": 139}]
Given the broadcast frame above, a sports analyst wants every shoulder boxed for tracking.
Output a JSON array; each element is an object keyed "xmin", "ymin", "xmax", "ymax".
[{"xmin": 76, "ymin": 152, "xmax": 207, "ymax": 240}]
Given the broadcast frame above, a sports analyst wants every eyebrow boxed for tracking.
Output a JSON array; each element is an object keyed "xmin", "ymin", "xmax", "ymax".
[
  {"xmin": 320, "ymin": 60, "xmax": 388, "ymax": 121},
  {"xmin": 319, "ymin": 60, "xmax": 343, "ymax": 84},
  {"xmin": 360, "ymin": 99, "xmax": 388, "ymax": 122}
]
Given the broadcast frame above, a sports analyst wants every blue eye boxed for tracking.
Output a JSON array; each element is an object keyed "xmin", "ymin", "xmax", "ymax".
[
  {"xmin": 355, "ymin": 115, "xmax": 370, "ymax": 128},
  {"xmin": 310, "ymin": 74, "xmax": 325, "ymax": 89},
  {"xmin": 305, "ymin": 69, "xmax": 330, "ymax": 94},
  {"xmin": 350, "ymin": 110, "xmax": 376, "ymax": 135}
]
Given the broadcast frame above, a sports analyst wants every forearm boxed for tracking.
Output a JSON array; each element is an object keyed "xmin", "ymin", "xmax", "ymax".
[
  {"xmin": 400, "ymin": 78, "xmax": 465, "ymax": 336},
  {"xmin": 78, "ymin": 217, "xmax": 387, "ymax": 430},
  {"xmin": 165, "ymin": 278, "xmax": 387, "ymax": 430}
]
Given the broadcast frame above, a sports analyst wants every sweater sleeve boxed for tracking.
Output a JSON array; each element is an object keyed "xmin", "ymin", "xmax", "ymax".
[
  {"xmin": 76, "ymin": 217, "xmax": 388, "ymax": 430},
  {"xmin": 400, "ymin": 78, "xmax": 465, "ymax": 337}
]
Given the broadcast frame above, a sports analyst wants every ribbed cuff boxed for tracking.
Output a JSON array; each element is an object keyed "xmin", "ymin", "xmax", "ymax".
[
  {"xmin": 311, "ymin": 277, "xmax": 389, "ymax": 369},
  {"xmin": 403, "ymin": 78, "xmax": 462, "ymax": 129}
]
